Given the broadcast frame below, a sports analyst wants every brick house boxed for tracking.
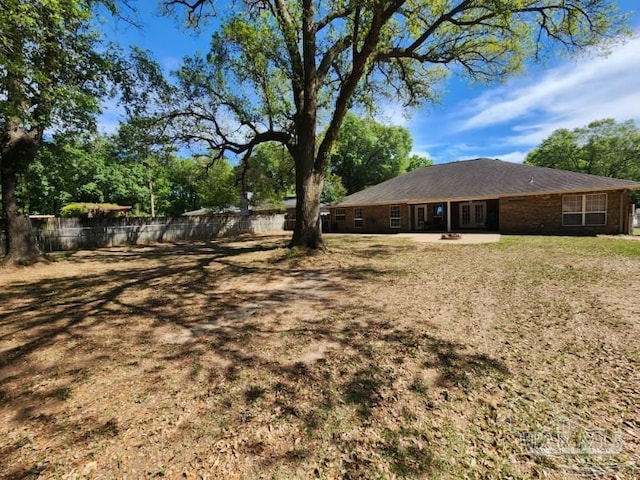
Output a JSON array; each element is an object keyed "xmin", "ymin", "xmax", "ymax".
[{"xmin": 329, "ymin": 158, "xmax": 640, "ymax": 235}]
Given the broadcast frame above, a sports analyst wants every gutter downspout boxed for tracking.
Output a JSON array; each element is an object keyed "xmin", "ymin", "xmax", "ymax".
[{"xmin": 446, "ymin": 201, "xmax": 451, "ymax": 233}]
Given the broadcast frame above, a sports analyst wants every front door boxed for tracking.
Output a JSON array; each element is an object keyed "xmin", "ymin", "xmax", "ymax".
[{"xmin": 460, "ymin": 202, "xmax": 486, "ymax": 228}]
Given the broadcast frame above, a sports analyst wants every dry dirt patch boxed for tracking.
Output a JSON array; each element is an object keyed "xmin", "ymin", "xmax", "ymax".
[{"xmin": 0, "ymin": 234, "xmax": 639, "ymax": 479}]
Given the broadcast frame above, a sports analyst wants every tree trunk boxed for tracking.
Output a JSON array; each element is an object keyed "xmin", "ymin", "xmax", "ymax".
[
  {"xmin": 1, "ymin": 132, "xmax": 40, "ymax": 264},
  {"xmin": 149, "ymin": 177, "xmax": 156, "ymax": 217},
  {"xmin": 289, "ymin": 160, "xmax": 324, "ymax": 250},
  {"xmin": 288, "ymin": 0, "xmax": 326, "ymax": 250},
  {"xmin": 289, "ymin": 107, "xmax": 325, "ymax": 251}
]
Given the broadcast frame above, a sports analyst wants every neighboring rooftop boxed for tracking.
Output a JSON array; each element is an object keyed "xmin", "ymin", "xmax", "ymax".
[
  {"xmin": 283, "ymin": 197, "xmax": 330, "ymax": 212},
  {"xmin": 335, "ymin": 158, "xmax": 640, "ymax": 207}
]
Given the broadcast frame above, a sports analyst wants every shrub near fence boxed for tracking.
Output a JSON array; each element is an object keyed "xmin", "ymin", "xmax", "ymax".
[{"xmin": 1, "ymin": 214, "xmax": 285, "ymax": 253}]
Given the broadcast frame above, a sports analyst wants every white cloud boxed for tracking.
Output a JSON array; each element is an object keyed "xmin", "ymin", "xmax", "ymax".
[
  {"xmin": 410, "ymin": 148, "xmax": 432, "ymax": 159},
  {"xmin": 493, "ymin": 151, "xmax": 528, "ymax": 163},
  {"xmin": 456, "ymin": 34, "xmax": 640, "ymax": 146},
  {"xmin": 430, "ymin": 142, "xmax": 488, "ymax": 163},
  {"xmin": 428, "ymin": 143, "xmax": 529, "ymax": 164},
  {"xmin": 374, "ymin": 101, "xmax": 412, "ymax": 126}
]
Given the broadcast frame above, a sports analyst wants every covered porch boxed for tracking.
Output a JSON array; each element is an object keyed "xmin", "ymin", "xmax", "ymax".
[{"xmin": 409, "ymin": 199, "xmax": 499, "ymax": 232}]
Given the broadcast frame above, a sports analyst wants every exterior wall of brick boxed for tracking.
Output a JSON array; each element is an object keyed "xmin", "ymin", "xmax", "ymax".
[
  {"xmin": 331, "ymin": 203, "xmax": 410, "ymax": 233},
  {"xmin": 329, "ymin": 190, "xmax": 632, "ymax": 235},
  {"xmin": 499, "ymin": 190, "xmax": 629, "ymax": 235}
]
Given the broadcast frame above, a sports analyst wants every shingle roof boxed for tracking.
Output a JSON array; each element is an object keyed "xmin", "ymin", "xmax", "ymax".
[
  {"xmin": 334, "ymin": 158, "xmax": 640, "ymax": 207},
  {"xmin": 283, "ymin": 198, "xmax": 330, "ymax": 213}
]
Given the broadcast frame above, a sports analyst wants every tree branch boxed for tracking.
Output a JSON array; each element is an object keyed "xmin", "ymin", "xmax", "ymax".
[
  {"xmin": 316, "ymin": 0, "xmax": 405, "ymax": 171},
  {"xmin": 163, "ymin": 0, "xmax": 209, "ymax": 25},
  {"xmin": 317, "ymin": 36, "xmax": 352, "ymax": 84},
  {"xmin": 271, "ymin": 0, "xmax": 305, "ymax": 115},
  {"xmin": 316, "ymin": 5, "xmax": 354, "ymax": 32}
]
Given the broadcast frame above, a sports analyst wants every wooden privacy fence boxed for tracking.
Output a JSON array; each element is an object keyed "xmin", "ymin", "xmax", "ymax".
[{"xmin": 1, "ymin": 214, "xmax": 286, "ymax": 253}]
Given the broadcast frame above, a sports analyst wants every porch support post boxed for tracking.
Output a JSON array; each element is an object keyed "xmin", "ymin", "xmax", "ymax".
[
  {"xmin": 620, "ymin": 191, "xmax": 626, "ymax": 234},
  {"xmin": 446, "ymin": 201, "xmax": 452, "ymax": 232}
]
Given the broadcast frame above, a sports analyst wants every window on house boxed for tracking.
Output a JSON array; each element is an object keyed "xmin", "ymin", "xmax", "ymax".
[
  {"xmin": 354, "ymin": 208, "xmax": 363, "ymax": 228},
  {"xmin": 562, "ymin": 193, "xmax": 607, "ymax": 226},
  {"xmin": 335, "ymin": 208, "xmax": 346, "ymax": 221},
  {"xmin": 390, "ymin": 205, "xmax": 401, "ymax": 228}
]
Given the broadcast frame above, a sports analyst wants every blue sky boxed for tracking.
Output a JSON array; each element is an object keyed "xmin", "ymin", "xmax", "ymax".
[{"xmin": 100, "ymin": 1, "xmax": 640, "ymax": 165}]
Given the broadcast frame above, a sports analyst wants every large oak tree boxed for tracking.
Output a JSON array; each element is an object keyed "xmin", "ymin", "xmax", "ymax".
[
  {"xmin": 0, "ymin": 0, "xmax": 158, "ymax": 263},
  {"xmin": 159, "ymin": 0, "xmax": 627, "ymax": 249}
]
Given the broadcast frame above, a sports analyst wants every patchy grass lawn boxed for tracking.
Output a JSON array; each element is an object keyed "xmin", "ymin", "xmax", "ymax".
[{"xmin": 1, "ymin": 234, "xmax": 639, "ymax": 479}]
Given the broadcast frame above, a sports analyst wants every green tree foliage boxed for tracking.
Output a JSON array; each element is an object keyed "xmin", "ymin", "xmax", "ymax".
[
  {"xmin": 331, "ymin": 114, "xmax": 413, "ymax": 194},
  {"xmin": 0, "ymin": 0, "xmax": 162, "ymax": 262},
  {"xmin": 113, "ymin": 119, "xmax": 239, "ymax": 216},
  {"xmin": 406, "ymin": 154, "xmax": 433, "ymax": 172},
  {"xmin": 162, "ymin": 157, "xmax": 238, "ymax": 216},
  {"xmin": 240, "ymin": 143, "xmax": 295, "ymax": 208},
  {"xmin": 196, "ymin": 158, "xmax": 238, "ymax": 213},
  {"xmin": 20, "ymin": 133, "xmax": 239, "ymax": 217},
  {"xmin": 320, "ymin": 172, "xmax": 347, "ymax": 204},
  {"xmin": 157, "ymin": 0, "xmax": 627, "ymax": 249},
  {"xmin": 19, "ymin": 134, "xmax": 151, "ymax": 215},
  {"xmin": 59, "ymin": 202, "xmax": 129, "ymax": 217},
  {"xmin": 525, "ymin": 118, "xmax": 640, "ymax": 180},
  {"xmin": 161, "ymin": 157, "xmax": 201, "ymax": 216},
  {"xmin": 240, "ymin": 142, "xmax": 347, "ymax": 206}
]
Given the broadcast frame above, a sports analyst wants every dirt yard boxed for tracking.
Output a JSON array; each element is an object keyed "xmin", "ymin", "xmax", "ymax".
[{"xmin": 1, "ymin": 234, "xmax": 639, "ymax": 479}]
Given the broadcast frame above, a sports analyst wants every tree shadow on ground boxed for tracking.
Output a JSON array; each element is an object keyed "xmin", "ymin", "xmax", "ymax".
[{"xmin": 0, "ymin": 236, "xmax": 510, "ymax": 478}]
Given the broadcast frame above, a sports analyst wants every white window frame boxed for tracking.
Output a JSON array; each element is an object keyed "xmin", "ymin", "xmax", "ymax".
[
  {"xmin": 562, "ymin": 193, "xmax": 607, "ymax": 226},
  {"xmin": 334, "ymin": 208, "xmax": 346, "ymax": 221},
  {"xmin": 390, "ymin": 205, "xmax": 401, "ymax": 229},
  {"xmin": 353, "ymin": 208, "xmax": 364, "ymax": 228}
]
